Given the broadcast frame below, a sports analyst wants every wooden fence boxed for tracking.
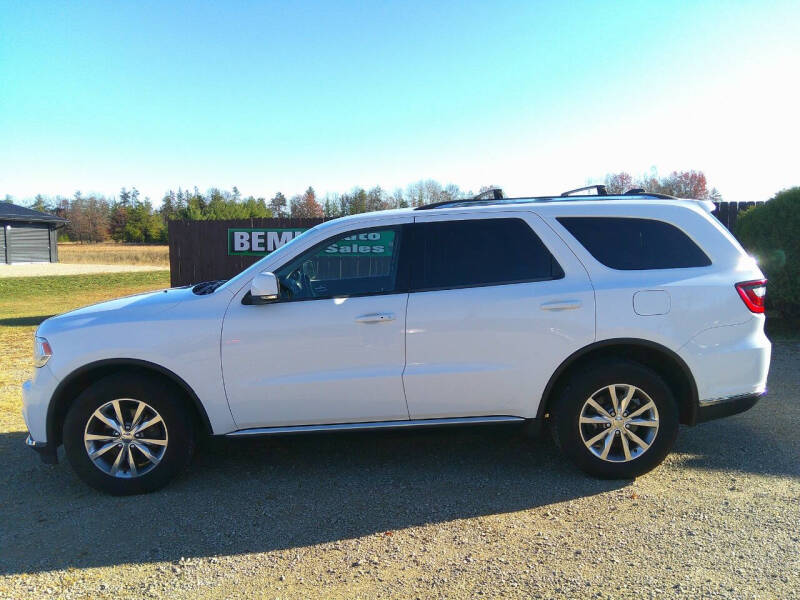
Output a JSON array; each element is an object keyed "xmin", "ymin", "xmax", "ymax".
[
  {"xmin": 713, "ymin": 201, "xmax": 756, "ymax": 233},
  {"xmin": 168, "ymin": 218, "xmax": 323, "ymax": 286},
  {"xmin": 167, "ymin": 201, "xmax": 757, "ymax": 286}
]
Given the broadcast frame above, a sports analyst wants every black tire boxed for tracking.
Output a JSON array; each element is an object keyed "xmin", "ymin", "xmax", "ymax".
[
  {"xmin": 63, "ymin": 373, "xmax": 195, "ymax": 495},
  {"xmin": 550, "ymin": 359, "xmax": 679, "ymax": 479}
]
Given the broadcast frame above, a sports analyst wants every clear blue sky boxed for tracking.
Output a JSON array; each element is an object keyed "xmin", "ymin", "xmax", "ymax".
[{"xmin": 1, "ymin": 0, "xmax": 797, "ymax": 204}]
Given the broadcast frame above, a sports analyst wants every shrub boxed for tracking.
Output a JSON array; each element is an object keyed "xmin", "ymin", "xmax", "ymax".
[{"xmin": 735, "ymin": 187, "xmax": 800, "ymax": 317}]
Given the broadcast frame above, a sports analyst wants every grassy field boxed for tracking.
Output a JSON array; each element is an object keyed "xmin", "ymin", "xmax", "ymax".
[
  {"xmin": 0, "ymin": 271, "xmax": 170, "ymax": 428},
  {"xmin": 58, "ymin": 242, "xmax": 170, "ymax": 266}
]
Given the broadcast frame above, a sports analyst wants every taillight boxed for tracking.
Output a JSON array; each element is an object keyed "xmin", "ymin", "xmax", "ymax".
[{"xmin": 735, "ymin": 279, "xmax": 767, "ymax": 313}]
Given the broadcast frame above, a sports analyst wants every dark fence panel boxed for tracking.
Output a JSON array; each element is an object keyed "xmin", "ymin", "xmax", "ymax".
[
  {"xmin": 168, "ymin": 218, "xmax": 323, "ymax": 287},
  {"xmin": 713, "ymin": 201, "xmax": 755, "ymax": 233}
]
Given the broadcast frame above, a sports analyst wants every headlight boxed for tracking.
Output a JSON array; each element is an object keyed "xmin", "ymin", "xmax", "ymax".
[{"xmin": 34, "ymin": 336, "xmax": 52, "ymax": 368}]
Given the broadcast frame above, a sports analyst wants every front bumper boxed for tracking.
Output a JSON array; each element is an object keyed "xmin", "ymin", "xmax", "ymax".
[
  {"xmin": 21, "ymin": 364, "xmax": 60, "ymax": 445},
  {"xmin": 695, "ymin": 391, "xmax": 764, "ymax": 424},
  {"xmin": 22, "ymin": 364, "xmax": 61, "ymax": 464},
  {"xmin": 26, "ymin": 434, "xmax": 58, "ymax": 464}
]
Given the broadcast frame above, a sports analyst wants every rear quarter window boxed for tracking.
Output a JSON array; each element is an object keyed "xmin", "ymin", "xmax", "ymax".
[{"xmin": 557, "ymin": 217, "xmax": 711, "ymax": 270}]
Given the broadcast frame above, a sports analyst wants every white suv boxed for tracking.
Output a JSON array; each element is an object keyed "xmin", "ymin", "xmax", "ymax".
[{"xmin": 22, "ymin": 188, "xmax": 771, "ymax": 494}]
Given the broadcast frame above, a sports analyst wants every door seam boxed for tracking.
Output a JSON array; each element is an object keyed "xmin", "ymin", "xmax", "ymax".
[{"xmin": 400, "ymin": 292, "xmax": 412, "ymax": 419}]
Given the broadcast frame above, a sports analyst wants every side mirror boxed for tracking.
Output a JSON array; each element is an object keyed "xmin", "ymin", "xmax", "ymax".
[{"xmin": 250, "ymin": 271, "xmax": 279, "ymax": 302}]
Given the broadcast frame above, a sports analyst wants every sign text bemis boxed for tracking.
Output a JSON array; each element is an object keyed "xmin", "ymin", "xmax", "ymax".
[
  {"xmin": 228, "ymin": 228, "xmax": 395, "ymax": 257},
  {"xmin": 324, "ymin": 231, "xmax": 394, "ymax": 257},
  {"xmin": 228, "ymin": 228, "xmax": 306, "ymax": 256}
]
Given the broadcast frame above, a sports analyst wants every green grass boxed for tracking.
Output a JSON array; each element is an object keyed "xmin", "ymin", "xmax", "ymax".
[
  {"xmin": 0, "ymin": 271, "xmax": 170, "ymax": 431},
  {"xmin": 0, "ymin": 270, "xmax": 170, "ymax": 304}
]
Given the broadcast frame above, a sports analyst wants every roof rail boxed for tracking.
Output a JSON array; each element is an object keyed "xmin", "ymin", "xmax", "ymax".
[
  {"xmin": 415, "ymin": 187, "xmax": 504, "ymax": 211},
  {"xmin": 413, "ymin": 186, "xmax": 710, "ymax": 211},
  {"xmin": 472, "ymin": 187, "xmax": 504, "ymax": 201},
  {"xmin": 561, "ymin": 184, "xmax": 607, "ymax": 197}
]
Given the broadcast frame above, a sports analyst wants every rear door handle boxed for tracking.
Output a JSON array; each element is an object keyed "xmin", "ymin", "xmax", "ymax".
[
  {"xmin": 355, "ymin": 312, "xmax": 396, "ymax": 323},
  {"xmin": 540, "ymin": 300, "xmax": 582, "ymax": 311}
]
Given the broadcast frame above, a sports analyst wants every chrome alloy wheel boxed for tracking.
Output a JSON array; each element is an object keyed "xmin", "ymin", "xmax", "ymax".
[
  {"xmin": 83, "ymin": 399, "xmax": 168, "ymax": 478},
  {"xmin": 578, "ymin": 384, "xmax": 659, "ymax": 463}
]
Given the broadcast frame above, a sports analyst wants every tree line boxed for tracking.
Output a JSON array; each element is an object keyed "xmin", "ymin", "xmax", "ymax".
[
  {"xmin": 21, "ymin": 180, "xmax": 473, "ymax": 243},
  {"xmin": 603, "ymin": 169, "xmax": 719, "ymax": 200},
  {"xmin": 14, "ymin": 170, "xmax": 718, "ymax": 243}
]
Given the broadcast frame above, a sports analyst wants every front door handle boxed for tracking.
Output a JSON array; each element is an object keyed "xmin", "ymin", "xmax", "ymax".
[
  {"xmin": 540, "ymin": 300, "xmax": 582, "ymax": 311},
  {"xmin": 355, "ymin": 312, "xmax": 395, "ymax": 323}
]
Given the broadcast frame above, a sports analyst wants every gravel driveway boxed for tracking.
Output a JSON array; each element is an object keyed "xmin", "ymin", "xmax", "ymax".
[
  {"xmin": 0, "ymin": 263, "xmax": 166, "ymax": 278},
  {"xmin": 1, "ymin": 343, "xmax": 798, "ymax": 599}
]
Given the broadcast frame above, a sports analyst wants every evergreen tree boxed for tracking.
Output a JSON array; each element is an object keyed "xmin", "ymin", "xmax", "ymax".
[{"xmin": 269, "ymin": 192, "xmax": 288, "ymax": 217}]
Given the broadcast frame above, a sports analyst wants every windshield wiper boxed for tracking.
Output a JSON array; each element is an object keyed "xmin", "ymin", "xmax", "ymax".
[{"xmin": 191, "ymin": 280, "xmax": 227, "ymax": 295}]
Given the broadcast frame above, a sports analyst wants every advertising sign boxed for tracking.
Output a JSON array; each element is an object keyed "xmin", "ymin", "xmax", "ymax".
[
  {"xmin": 324, "ymin": 231, "xmax": 394, "ymax": 256},
  {"xmin": 228, "ymin": 228, "xmax": 306, "ymax": 256},
  {"xmin": 228, "ymin": 228, "xmax": 394, "ymax": 257}
]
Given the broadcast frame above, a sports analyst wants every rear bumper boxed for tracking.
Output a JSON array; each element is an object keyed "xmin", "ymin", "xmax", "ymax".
[
  {"xmin": 695, "ymin": 391, "xmax": 764, "ymax": 424},
  {"xmin": 680, "ymin": 318, "xmax": 771, "ymax": 406}
]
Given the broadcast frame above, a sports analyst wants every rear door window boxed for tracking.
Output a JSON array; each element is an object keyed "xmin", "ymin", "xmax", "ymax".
[
  {"xmin": 411, "ymin": 218, "xmax": 564, "ymax": 291},
  {"xmin": 558, "ymin": 217, "xmax": 711, "ymax": 270}
]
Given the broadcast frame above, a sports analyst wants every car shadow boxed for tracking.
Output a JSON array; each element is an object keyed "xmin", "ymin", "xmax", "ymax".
[
  {"xmin": 0, "ymin": 315, "xmax": 56, "ymax": 327},
  {"xmin": 676, "ymin": 341, "xmax": 799, "ymax": 478},
  {"xmin": 1, "ymin": 425, "xmax": 628, "ymax": 575},
  {"xmin": 676, "ymin": 402, "xmax": 800, "ymax": 476}
]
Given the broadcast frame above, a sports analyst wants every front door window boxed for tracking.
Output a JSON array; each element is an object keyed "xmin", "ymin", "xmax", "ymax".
[{"xmin": 274, "ymin": 226, "xmax": 402, "ymax": 300}]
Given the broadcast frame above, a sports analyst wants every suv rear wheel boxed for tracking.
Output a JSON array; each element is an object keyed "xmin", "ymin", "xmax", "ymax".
[
  {"xmin": 550, "ymin": 359, "xmax": 679, "ymax": 479},
  {"xmin": 63, "ymin": 373, "xmax": 195, "ymax": 495}
]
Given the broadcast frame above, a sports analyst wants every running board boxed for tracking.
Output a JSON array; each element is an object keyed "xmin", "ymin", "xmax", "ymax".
[{"xmin": 226, "ymin": 416, "xmax": 525, "ymax": 437}]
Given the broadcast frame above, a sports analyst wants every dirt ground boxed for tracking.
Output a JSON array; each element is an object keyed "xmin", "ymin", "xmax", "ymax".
[{"xmin": 0, "ymin": 342, "xmax": 798, "ymax": 599}]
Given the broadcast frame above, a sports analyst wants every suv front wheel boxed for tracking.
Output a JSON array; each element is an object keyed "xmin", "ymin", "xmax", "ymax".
[
  {"xmin": 63, "ymin": 373, "xmax": 195, "ymax": 495},
  {"xmin": 550, "ymin": 360, "xmax": 679, "ymax": 479}
]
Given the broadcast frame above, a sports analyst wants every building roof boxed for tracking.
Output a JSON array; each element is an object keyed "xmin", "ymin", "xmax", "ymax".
[{"xmin": 0, "ymin": 202, "xmax": 67, "ymax": 224}]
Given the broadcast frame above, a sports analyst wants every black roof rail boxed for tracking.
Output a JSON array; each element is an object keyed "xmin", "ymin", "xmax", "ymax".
[
  {"xmin": 626, "ymin": 190, "xmax": 678, "ymax": 200},
  {"xmin": 414, "ymin": 187, "xmax": 683, "ymax": 210},
  {"xmin": 415, "ymin": 187, "xmax": 504, "ymax": 210},
  {"xmin": 472, "ymin": 187, "xmax": 504, "ymax": 201},
  {"xmin": 561, "ymin": 184, "xmax": 607, "ymax": 197}
]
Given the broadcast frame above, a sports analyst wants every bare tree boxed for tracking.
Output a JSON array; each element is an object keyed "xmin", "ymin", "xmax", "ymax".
[
  {"xmin": 391, "ymin": 188, "xmax": 406, "ymax": 208},
  {"xmin": 290, "ymin": 186, "xmax": 323, "ymax": 218},
  {"xmin": 604, "ymin": 172, "xmax": 634, "ymax": 194},
  {"xmin": 601, "ymin": 169, "xmax": 713, "ymax": 199}
]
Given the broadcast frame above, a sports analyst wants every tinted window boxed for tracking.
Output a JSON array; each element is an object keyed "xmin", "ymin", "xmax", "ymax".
[
  {"xmin": 558, "ymin": 217, "xmax": 711, "ymax": 270},
  {"xmin": 412, "ymin": 218, "xmax": 563, "ymax": 291},
  {"xmin": 275, "ymin": 226, "xmax": 402, "ymax": 300}
]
